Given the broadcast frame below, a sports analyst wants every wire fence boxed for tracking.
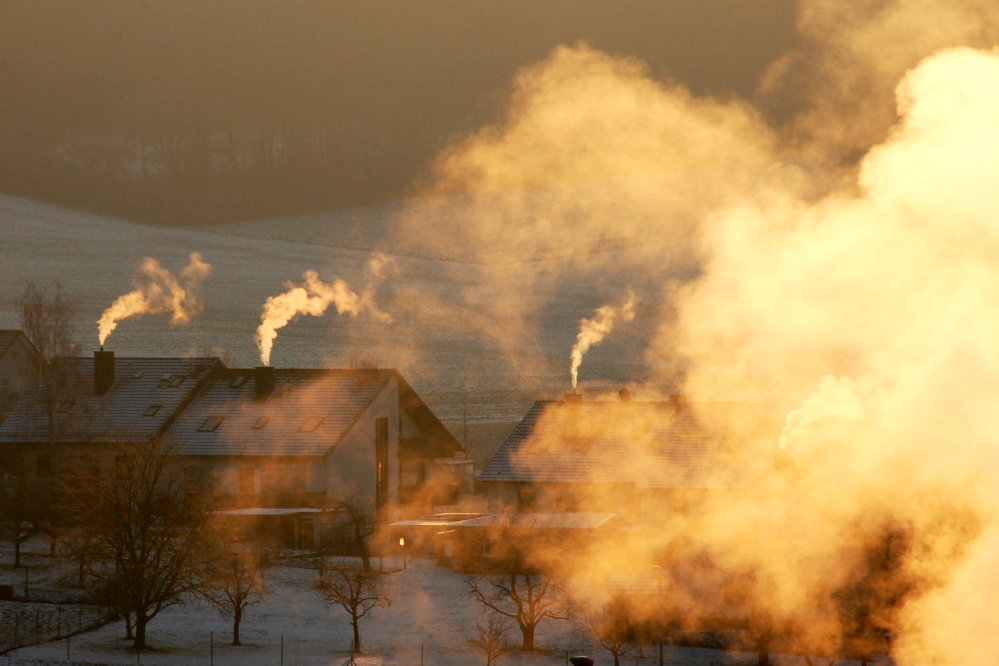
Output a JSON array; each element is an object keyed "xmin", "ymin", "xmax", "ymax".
[{"xmin": 0, "ymin": 603, "xmax": 109, "ymax": 655}]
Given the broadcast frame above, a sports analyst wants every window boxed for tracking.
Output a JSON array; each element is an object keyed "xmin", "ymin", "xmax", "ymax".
[
  {"xmin": 251, "ymin": 416, "xmax": 270, "ymax": 430},
  {"xmin": 143, "ymin": 404, "xmax": 161, "ymax": 417},
  {"xmin": 229, "ymin": 375, "xmax": 248, "ymax": 389},
  {"xmin": 57, "ymin": 400, "xmax": 74, "ymax": 414},
  {"xmin": 298, "ymin": 417, "xmax": 324, "ymax": 433},
  {"xmin": 132, "ymin": 371, "xmax": 144, "ymax": 379},
  {"xmin": 168, "ymin": 376, "xmax": 184, "ymax": 388},
  {"xmin": 238, "ymin": 467, "xmax": 256, "ymax": 494},
  {"xmin": 198, "ymin": 416, "xmax": 225, "ymax": 432}
]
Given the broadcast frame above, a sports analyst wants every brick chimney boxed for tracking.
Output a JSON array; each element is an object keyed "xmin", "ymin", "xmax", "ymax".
[
  {"xmin": 94, "ymin": 350, "xmax": 115, "ymax": 395},
  {"xmin": 564, "ymin": 392, "xmax": 582, "ymax": 404},
  {"xmin": 254, "ymin": 366, "xmax": 275, "ymax": 401}
]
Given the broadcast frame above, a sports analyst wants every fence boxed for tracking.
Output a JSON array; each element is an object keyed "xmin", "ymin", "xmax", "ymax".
[{"xmin": 0, "ymin": 603, "xmax": 108, "ymax": 654}]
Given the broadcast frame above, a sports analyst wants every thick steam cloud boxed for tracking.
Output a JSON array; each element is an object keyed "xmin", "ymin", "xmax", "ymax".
[
  {"xmin": 570, "ymin": 292, "xmax": 636, "ymax": 389},
  {"xmin": 255, "ymin": 253, "xmax": 393, "ymax": 366},
  {"xmin": 97, "ymin": 252, "xmax": 212, "ymax": 346}
]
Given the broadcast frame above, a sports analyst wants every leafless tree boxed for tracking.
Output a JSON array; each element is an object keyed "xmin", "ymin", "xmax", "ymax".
[
  {"xmin": 316, "ymin": 561, "xmax": 390, "ymax": 653},
  {"xmin": 201, "ymin": 545, "xmax": 265, "ymax": 645},
  {"xmin": 328, "ymin": 499, "xmax": 374, "ymax": 571},
  {"xmin": 61, "ymin": 438, "xmax": 218, "ymax": 649},
  {"xmin": 467, "ymin": 572, "xmax": 568, "ymax": 651},
  {"xmin": 581, "ymin": 596, "xmax": 634, "ymax": 666},
  {"xmin": 0, "ymin": 463, "xmax": 48, "ymax": 566},
  {"xmin": 0, "ymin": 282, "xmax": 82, "ymax": 565},
  {"xmin": 468, "ymin": 613, "xmax": 513, "ymax": 666}
]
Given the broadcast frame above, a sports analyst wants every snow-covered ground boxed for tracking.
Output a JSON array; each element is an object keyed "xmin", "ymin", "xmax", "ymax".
[
  {"xmin": 2, "ymin": 554, "xmax": 852, "ymax": 666},
  {"xmin": 0, "ymin": 196, "xmax": 677, "ymax": 424}
]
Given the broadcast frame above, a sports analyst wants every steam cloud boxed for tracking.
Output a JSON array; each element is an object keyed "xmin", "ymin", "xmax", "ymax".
[
  {"xmin": 97, "ymin": 253, "xmax": 212, "ymax": 346},
  {"xmin": 255, "ymin": 253, "xmax": 393, "ymax": 366},
  {"xmin": 388, "ymin": 3, "xmax": 999, "ymax": 660},
  {"xmin": 569, "ymin": 292, "xmax": 636, "ymax": 389}
]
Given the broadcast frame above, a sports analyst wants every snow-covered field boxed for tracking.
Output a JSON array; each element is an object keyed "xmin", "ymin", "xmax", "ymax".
[
  {"xmin": 0, "ymin": 196, "xmax": 676, "ymax": 424},
  {"xmin": 2, "ymin": 554, "xmax": 823, "ymax": 666}
]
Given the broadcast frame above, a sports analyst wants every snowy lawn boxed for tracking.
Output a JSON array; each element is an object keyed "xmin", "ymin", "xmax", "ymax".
[{"xmin": 0, "ymin": 556, "xmax": 800, "ymax": 666}]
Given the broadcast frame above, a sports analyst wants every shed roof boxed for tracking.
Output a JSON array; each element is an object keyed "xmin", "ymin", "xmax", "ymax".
[
  {"xmin": 478, "ymin": 399, "xmax": 776, "ymax": 489},
  {"xmin": 0, "ymin": 356, "xmax": 219, "ymax": 444}
]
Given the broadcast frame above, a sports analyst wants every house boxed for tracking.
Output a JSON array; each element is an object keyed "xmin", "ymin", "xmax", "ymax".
[
  {"xmin": 0, "ymin": 351, "xmax": 219, "ymax": 485},
  {"xmin": 0, "ymin": 352, "xmax": 464, "ymax": 545},
  {"xmin": 163, "ymin": 365, "xmax": 463, "ymax": 520},
  {"xmin": 0, "ymin": 331, "xmax": 45, "ymax": 424},
  {"xmin": 477, "ymin": 393, "xmax": 777, "ymax": 522}
]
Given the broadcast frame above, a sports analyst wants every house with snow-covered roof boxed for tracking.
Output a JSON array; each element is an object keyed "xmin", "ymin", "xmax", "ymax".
[
  {"xmin": 478, "ymin": 393, "xmax": 777, "ymax": 521},
  {"xmin": 164, "ymin": 365, "xmax": 464, "ymax": 520},
  {"xmin": 0, "ymin": 352, "xmax": 464, "ymax": 538}
]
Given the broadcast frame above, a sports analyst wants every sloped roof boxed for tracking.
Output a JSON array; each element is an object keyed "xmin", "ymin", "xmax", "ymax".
[
  {"xmin": 478, "ymin": 399, "xmax": 776, "ymax": 489},
  {"xmin": 165, "ymin": 368, "xmax": 394, "ymax": 457},
  {"xmin": 0, "ymin": 356, "xmax": 219, "ymax": 444},
  {"xmin": 0, "ymin": 331, "xmax": 22, "ymax": 357}
]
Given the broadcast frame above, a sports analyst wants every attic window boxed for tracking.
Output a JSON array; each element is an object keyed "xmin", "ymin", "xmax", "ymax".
[
  {"xmin": 198, "ymin": 416, "xmax": 225, "ymax": 432},
  {"xmin": 230, "ymin": 375, "xmax": 248, "ymax": 389},
  {"xmin": 251, "ymin": 416, "xmax": 270, "ymax": 430},
  {"xmin": 143, "ymin": 404, "xmax": 162, "ymax": 417},
  {"xmin": 168, "ymin": 375, "xmax": 184, "ymax": 388},
  {"xmin": 57, "ymin": 400, "xmax": 74, "ymax": 414},
  {"xmin": 298, "ymin": 417, "xmax": 325, "ymax": 433},
  {"xmin": 158, "ymin": 374, "xmax": 171, "ymax": 387},
  {"xmin": 132, "ymin": 371, "xmax": 144, "ymax": 379}
]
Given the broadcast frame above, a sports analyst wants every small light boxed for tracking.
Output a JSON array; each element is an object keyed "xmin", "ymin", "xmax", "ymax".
[{"xmin": 399, "ymin": 537, "xmax": 405, "ymax": 547}]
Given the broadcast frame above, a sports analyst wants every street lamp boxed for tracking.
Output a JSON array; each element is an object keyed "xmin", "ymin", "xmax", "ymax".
[
  {"xmin": 651, "ymin": 565, "xmax": 664, "ymax": 666},
  {"xmin": 399, "ymin": 537, "xmax": 407, "ymax": 570}
]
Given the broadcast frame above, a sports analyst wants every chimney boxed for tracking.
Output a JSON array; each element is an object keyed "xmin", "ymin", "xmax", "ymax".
[
  {"xmin": 254, "ymin": 366, "xmax": 275, "ymax": 401},
  {"xmin": 618, "ymin": 387, "xmax": 632, "ymax": 402},
  {"xmin": 564, "ymin": 392, "xmax": 582, "ymax": 404},
  {"xmin": 94, "ymin": 350, "xmax": 115, "ymax": 395},
  {"xmin": 668, "ymin": 393, "xmax": 686, "ymax": 409}
]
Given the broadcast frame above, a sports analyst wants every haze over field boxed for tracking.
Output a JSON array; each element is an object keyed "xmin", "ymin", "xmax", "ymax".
[{"xmin": 4, "ymin": 0, "xmax": 999, "ymax": 663}]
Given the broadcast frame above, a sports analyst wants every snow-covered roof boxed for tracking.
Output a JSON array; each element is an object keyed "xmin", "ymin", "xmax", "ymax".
[
  {"xmin": 479, "ymin": 399, "xmax": 776, "ymax": 489},
  {"xmin": 0, "ymin": 355, "xmax": 219, "ymax": 444},
  {"xmin": 165, "ymin": 368, "xmax": 393, "ymax": 457}
]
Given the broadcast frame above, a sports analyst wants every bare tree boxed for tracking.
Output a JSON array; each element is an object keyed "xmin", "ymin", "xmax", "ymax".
[
  {"xmin": 467, "ymin": 572, "xmax": 568, "ymax": 651},
  {"xmin": 0, "ymin": 282, "xmax": 81, "ymax": 566},
  {"xmin": 61, "ymin": 438, "xmax": 218, "ymax": 649},
  {"xmin": 201, "ymin": 545, "xmax": 265, "ymax": 646},
  {"xmin": 581, "ymin": 596, "xmax": 634, "ymax": 666},
  {"xmin": 328, "ymin": 499, "xmax": 374, "ymax": 571},
  {"xmin": 15, "ymin": 281, "xmax": 80, "ymax": 362},
  {"xmin": 316, "ymin": 561, "xmax": 390, "ymax": 653},
  {"xmin": 0, "ymin": 462, "xmax": 48, "ymax": 566},
  {"xmin": 469, "ymin": 613, "xmax": 513, "ymax": 666}
]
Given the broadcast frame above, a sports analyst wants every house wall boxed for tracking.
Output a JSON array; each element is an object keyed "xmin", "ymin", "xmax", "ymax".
[{"xmin": 323, "ymin": 377, "xmax": 400, "ymax": 518}]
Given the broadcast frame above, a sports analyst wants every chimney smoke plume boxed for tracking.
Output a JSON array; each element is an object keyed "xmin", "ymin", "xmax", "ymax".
[
  {"xmin": 255, "ymin": 253, "xmax": 393, "ymax": 366},
  {"xmin": 97, "ymin": 252, "xmax": 212, "ymax": 346},
  {"xmin": 569, "ymin": 291, "xmax": 636, "ymax": 389}
]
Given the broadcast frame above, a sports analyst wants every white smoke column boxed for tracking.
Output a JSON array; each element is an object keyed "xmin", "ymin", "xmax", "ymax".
[
  {"xmin": 255, "ymin": 253, "xmax": 394, "ymax": 366},
  {"xmin": 569, "ymin": 291, "xmax": 636, "ymax": 389},
  {"xmin": 97, "ymin": 252, "xmax": 212, "ymax": 346}
]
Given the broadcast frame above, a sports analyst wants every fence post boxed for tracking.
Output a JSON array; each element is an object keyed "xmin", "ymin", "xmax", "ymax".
[
  {"xmin": 280, "ymin": 633, "xmax": 284, "ymax": 666},
  {"xmin": 35, "ymin": 608, "xmax": 39, "ymax": 643},
  {"xmin": 14, "ymin": 610, "xmax": 19, "ymax": 647},
  {"xmin": 210, "ymin": 630, "xmax": 214, "ymax": 666}
]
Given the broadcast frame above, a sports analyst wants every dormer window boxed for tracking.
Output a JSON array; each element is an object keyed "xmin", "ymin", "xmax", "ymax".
[
  {"xmin": 251, "ymin": 416, "xmax": 270, "ymax": 430},
  {"xmin": 298, "ymin": 417, "xmax": 325, "ymax": 433},
  {"xmin": 168, "ymin": 376, "xmax": 184, "ymax": 388},
  {"xmin": 230, "ymin": 375, "xmax": 248, "ymax": 389},
  {"xmin": 198, "ymin": 416, "xmax": 224, "ymax": 432},
  {"xmin": 143, "ymin": 404, "xmax": 162, "ymax": 417},
  {"xmin": 57, "ymin": 400, "xmax": 74, "ymax": 414}
]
